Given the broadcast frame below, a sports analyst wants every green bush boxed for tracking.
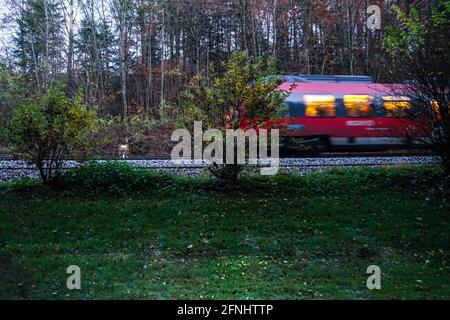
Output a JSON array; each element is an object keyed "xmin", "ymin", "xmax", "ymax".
[
  {"xmin": 61, "ymin": 161, "xmax": 173, "ymax": 194},
  {"xmin": 178, "ymin": 52, "xmax": 286, "ymax": 183},
  {"xmin": 0, "ymin": 65, "xmax": 24, "ymax": 125},
  {"xmin": 0, "ymin": 177, "xmax": 41, "ymax": 195},
  {"xmin": 2, "ymin": 85, "xmax": 99, "ymax": 184}
]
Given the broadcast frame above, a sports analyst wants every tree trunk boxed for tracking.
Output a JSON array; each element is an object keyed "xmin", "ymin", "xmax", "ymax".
[
  {"xmin": 119, "ymin": 2, "xmax": 128, "ymax": 119},
  {"xmin": 66, "ymin": 0, "xmax": 76, "ymax": 96}
]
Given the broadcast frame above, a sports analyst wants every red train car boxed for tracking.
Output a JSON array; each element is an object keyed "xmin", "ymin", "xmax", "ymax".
[{"xmin": 271, "ymin": 75, "xmax": 429, "ymax": 151}]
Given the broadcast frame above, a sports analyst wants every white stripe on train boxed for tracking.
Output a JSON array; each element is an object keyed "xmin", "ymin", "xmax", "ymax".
[{"xmin": 330, "ymin": 137, "xmax": 428, "ymax": 145}]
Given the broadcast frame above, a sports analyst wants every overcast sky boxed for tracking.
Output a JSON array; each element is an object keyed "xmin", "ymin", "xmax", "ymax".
[{"xmin": 0, "ymin": 1, "xmax": 13, "ymax": 45}]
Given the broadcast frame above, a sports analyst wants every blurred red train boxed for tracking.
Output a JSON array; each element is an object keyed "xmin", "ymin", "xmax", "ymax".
[{"xmin": 258, "ymin": 75, "xmax": 429, "ymax": 151}]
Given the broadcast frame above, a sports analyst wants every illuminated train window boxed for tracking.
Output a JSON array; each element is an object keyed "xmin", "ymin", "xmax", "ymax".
[
  {"xmin": 383, "ymin": 96, "xmax": 412, "ymax": 117},
  {"xmin": 344, "ymin": 95, "xmax": 373, "ymax": 117},
  {"xmin": 430, "ymin": 100, "xmax": 450, "ymax": 120},
  {"xmin": 304, "ymin": 95, "xmax": 336, "ymax": 117},
  {"xmin": 431, "ymin": 100, "xmax": 444, "ymax": 118}
]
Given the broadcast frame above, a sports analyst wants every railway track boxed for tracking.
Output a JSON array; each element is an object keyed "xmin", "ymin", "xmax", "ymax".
[
  {"xmin": 0, "ymin": 155, "xmax": 440, "ymax": 181},
  {"xmin": 0, "ymin": 159, "xmax": 440, "ymax": 170},
  {"xmin": 0, "ymin": 149, "xmax": 434, "ymax": 161}
]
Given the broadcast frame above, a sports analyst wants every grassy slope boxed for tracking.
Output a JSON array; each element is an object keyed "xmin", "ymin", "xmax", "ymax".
[{"xmin": 0, "ymin": 166, "xmax": 449, "ymax": 299}]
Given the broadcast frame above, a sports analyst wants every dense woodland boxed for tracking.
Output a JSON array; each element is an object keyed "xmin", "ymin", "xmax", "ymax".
[{"xmin": 0, "ymin": 0, "xmax": 436, "ymax": 118}]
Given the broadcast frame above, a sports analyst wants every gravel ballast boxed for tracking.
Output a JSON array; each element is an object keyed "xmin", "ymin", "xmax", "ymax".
[{"xmin": 0, "ymin": 156, "xmax": 440, "ymax": 181}]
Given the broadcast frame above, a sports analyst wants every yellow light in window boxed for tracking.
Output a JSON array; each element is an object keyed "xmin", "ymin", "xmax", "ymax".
[
  {"xmin": 344, "ymin": 95, "xmax": 373, "ymax": 117},
  {"xmin": 382, "ymin": 96, "xmax": 410, "ymax": 101},
  {"xmin": 304, "ymin": 95, "xmax": 336, "ymax": 117},
  {"xmin": 431, "ymin": 100, "xmax": 450, "ymax": 119},
  {"xmin": 383, "ymin": 96, "xmax": 412, "ymax": 117}
]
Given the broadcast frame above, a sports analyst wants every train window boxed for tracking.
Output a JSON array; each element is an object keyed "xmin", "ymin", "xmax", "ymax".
[
  {"xmin": 430, "ymin": 100, "xmax": 440, "ymax": 119},
  {"xmin": 344, "ymin": 95, "xmax": 373, "ymax": 117},
  {"xmin": 304, "ymin": 95, "xmax": 336, "ymax": 117},
  {"xmin": 383, "ymin": 96, "xmax": 412, "ymax": 117},
  {"xmin": 430, "ymin": 100, "xmax": 450, "ymax": 120}
]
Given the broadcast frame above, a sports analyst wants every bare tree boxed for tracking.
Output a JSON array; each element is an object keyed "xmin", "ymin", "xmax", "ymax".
[
  {"xmin": 111, "ymin": 0, "xmax": 134, "ymax": 118},
  {"xmin": 61, "ymin": 0, "xmax": 78, "ymax": 96}
]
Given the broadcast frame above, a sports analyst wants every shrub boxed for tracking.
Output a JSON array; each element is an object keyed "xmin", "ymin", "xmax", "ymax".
[
  {"xmin": 61, "ymin": 161, "xmax": 173, "ymax": 194},
  {"xmin": 178, "ymin": 52, "xmax": 287, "ymax": 183},
  {"xmin": 0, "ymin": 65, "xmax": 24, "ymax": 125},
  {"xmin": 2, "ymin": 85, "xmax": 99, "ymax": 184},
  {"xmin": 0, "ymin": 177, "xmax": 41, "ymax": 194}
]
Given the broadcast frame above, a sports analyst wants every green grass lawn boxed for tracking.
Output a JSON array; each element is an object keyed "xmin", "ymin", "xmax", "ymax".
[{"xmin": 0, "ymin": 165, "xmax": 449, "ymax": 299}]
